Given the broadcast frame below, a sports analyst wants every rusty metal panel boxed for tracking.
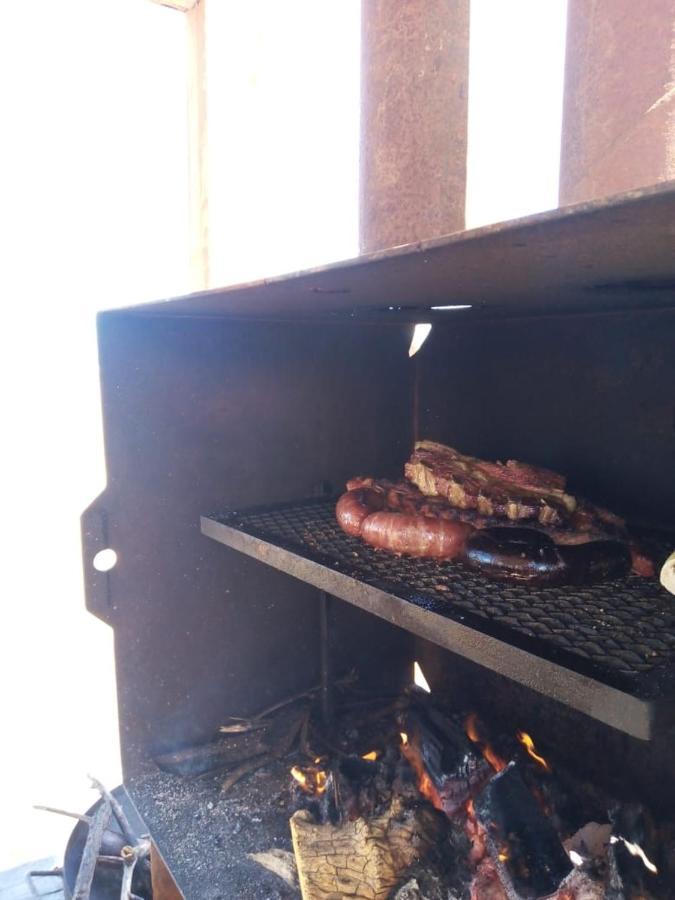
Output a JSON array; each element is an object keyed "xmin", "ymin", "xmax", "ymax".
[
  {"xmin": 125, "ymin": 183, "xmax": 675, "ymax": 318},
  {"xmin": 88, "ymin": 314, "xmax": 413, "ymax": 777},
  {"xmin": 560, "ymin": 0, "xmax": 675, "ymax": 205},
  {"xmin": 360, "ymin": 0, "xmax": 469, "ymax": 251},
  {"xmin": 417, "ymin": 308, "xmax": 675, "ymax": 527}
]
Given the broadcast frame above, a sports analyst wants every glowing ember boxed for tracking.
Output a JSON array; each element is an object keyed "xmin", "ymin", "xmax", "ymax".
[
  {"xmin": 610, "ymin": 835, "xmax": 658, "ymax": 874},
  {"xmin": 464, "ymin": 714, "xmax": 507, "ymax": 772},
  {"xmin": 413, "ymin": 660, "xmax": 431, "ymax": 693},
  {"xmin": 400, "ymin": 731, "xmax": 409, "ymax": 746},
  {"xmin": 498, "ymin": 849, "xmax": 509, "ymax": 863},
  {"xmin": 361, "ymin": 750, "xmax": 378, "ymax": 761},
  {"xmin": 516, "ymin": 730, "xmax": 552, "ymax": 772}
]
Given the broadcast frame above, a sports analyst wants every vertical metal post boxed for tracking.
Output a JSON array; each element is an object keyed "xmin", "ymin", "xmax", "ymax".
[{"xmin": 319, "ymin": 591, "xmax": 333, "ymax": 728}]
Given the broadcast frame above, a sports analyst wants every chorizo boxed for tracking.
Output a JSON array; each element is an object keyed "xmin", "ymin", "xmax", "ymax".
[
  {"xmin": 335, "ymin": 488, "xmax": 385, "ymax": 537},
  {"xmin": 361, "ymin": 512, "xmax": 471, "ymax": 559}
]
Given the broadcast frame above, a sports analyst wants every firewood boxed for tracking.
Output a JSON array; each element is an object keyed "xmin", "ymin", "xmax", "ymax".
[
  {"xmin": 475, "ymin": 762, "xmax": 572, "ymax": 898},
  {"xmin": 289, "ymin": 797, "xmax": 441, "ymax": 900}
]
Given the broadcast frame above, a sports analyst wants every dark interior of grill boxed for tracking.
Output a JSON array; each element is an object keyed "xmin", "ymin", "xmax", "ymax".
[{"xmin": 82, "ymin": 190, "xmax": 675, "ymax": 897}]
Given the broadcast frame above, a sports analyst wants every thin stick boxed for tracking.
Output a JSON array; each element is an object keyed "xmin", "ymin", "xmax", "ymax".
[
  {"xmin": 319, "ymin": 592, "xmax": 334, "ymax": 728},
  {"xmin": 220, "ymin": 753, "xmax": 274, "ymax": 795},
  {"xmin": 34, "ymin": 804, "xmax": 91, "ymax": 824},
  {"xmin": 248, "ymin": 673, "xmax": 354, "ymax": 723},
  {"xmin": 27, "ymin": 870, "xmax": 64, "ymax": 899},
  {"xmin": 89, "ymin": 776, "xmax": 136, "ymax": 846},
  {"xmin": 220, "ymin": 709, "xmax": 309, "ymax": 796},
  {"xmin": 299, "ymin": 713, "xmax": 314, "ymax": 760},
  {"xmin": 73, "ymin": 799, "xmax": 111, "ymax": 900}
]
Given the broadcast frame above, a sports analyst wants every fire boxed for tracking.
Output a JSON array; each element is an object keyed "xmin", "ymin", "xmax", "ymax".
[
  {"xmin": 399, "ymin": 731, "xmax": 444, "ymax": 812},
  {"xmin": 361, "ymin": 750, "xmax": 378, "ymax": 761},
  {"xmin": 464, "ymin": 714, "xmax": 507, "ymax": 772},
  {"xmin": 465, "ymin": 713, "xmax": 481, "ymax": 743},
  {"xmin": 498, "ymin": 848, "xmax": 509, "ymax": 863},
  {"xmin": 516, "ymin": 730, "xmax": 551, "ymax": 772},
  {"xmin": 610, "ymin": 835, "xmax": 658, "ymax": 874},
  {"xmin": 290, "ymin": 765, "xmax": 328, "ymax": 796},
  {"xmin": 413, "ymin": 661, "xmax": 431, "ymax": 693},
  {"xmin": 291, "ymin": 766, "xmax": 308, "ymax": 788}
]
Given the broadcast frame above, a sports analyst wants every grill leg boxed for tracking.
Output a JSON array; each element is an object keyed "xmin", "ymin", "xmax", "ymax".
[{"xmin": 319, "ymin": 591, "xmax": 334, "ymax": 728}]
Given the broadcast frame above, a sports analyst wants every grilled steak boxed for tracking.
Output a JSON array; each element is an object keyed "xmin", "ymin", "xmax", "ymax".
[
  {"xmin": 336, "ymin": 443, "xmax": 654, "ymax": 580},
  {"xmin": 405, "ymin": 441, "xmax": 577, "ymax": 526}
]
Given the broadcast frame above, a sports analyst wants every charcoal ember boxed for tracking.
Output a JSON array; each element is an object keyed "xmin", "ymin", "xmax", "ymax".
[
  {"xmin": 555, "ymin": 868, "xmax": 606, "ymax": 899},
  {"xmin": 563, "ymin": 821, "xmax": 612, "ymax": 869},
  {"xmin": 475, "ymin": 762, "xmax": 573, "ymax": 899},
  {"xmin": 393, "ymin": 813, "xmax": 473, "ymax": 900},
  {"xmin": 336, "ymin": 755, "xmax": 390, "ymax": 821},
  {"xmin": 524, "ymin": 766, "xmax": 610, "ymax": 837},
  {"xmin": 470, "ymin": 857, "xmax": 508, "ymax": 900},
  {"xmin": 401, "ymin": 705, "xmax": 491, "ymax": 817}
]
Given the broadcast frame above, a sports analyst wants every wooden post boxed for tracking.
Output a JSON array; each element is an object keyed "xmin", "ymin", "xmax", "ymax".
[
  {"xmin": 560, "ymin": 0, "xmax": 675, "ymax": 206},
  {"xmin": 360, "ymin": 0, "xmax": 470, "ymax": 253},
  {"xmin": 186, "ymin": 0, "xmax": 210, "ymax": 290}
]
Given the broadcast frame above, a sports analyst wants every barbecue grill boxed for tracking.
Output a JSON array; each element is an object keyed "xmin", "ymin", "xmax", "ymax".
[{"xmin": 82, "ymin": 183, "xmax": 675, "ymax": 897}]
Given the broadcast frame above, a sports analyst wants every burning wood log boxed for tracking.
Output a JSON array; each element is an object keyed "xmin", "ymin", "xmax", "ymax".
[
  {"xmin": 475, "ymin": 761, "xmax": 573, "ymax": 899},
  {"xmin": 400, "ymin": 704, "xmax": 491, "ymax": 817},
  {"xmin": 289, "ymin": 797, "xmax": 442, "ymax": 900}
]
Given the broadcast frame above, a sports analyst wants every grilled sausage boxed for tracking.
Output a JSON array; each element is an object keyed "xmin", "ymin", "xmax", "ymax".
[
  {"xmin": 335, "ymin": 488, "xmax": 385, "ymax": 537},
  {"xmin": 361, "ymin": 512, "xmax": 471, "ymax": 559},
  {"xmin": 461, "ymin": 527, "xmax": 631, "ymax": 585}
]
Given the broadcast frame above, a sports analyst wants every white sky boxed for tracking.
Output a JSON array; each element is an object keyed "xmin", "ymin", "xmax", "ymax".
[
  {"xmin": 0, "ymin": 0, "xmax": 567, "ymax": 871},
  {"xmin": 466, "ymin": 0, "xmax": 568, "ymax": 229}
]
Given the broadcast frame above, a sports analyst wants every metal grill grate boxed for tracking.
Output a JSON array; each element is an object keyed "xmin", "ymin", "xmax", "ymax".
[{"xmin": 208, "ymin": 498, "xmax": 675, "ymax": 701}]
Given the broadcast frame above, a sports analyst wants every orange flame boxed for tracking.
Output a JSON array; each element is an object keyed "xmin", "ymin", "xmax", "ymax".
[
  {"xmin": 465, "ymin": 714, "xmax": 507, "ymax": 772},
  {"xmin": 516, "ymin": 731, "xmax": 551, "ymax": 772},
  {"xmin": 399, "ymin": 733, "xmax": 444, "ymax": 812},
  {"xmin": 361, "ymin": 750, "xmax": 378, "ymax": 761},
  {"xmin": 290, "ymin": 765, "xmax": 327, "ymax": 795}
]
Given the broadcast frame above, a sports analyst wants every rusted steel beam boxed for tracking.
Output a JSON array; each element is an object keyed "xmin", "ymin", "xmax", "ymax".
[
  {"xmin": 560, "ymin": 0, "xmax": 675, "ymax": 206},
  {"xmin": 360, "ymin": 0, "xmax": 469, "ymax": 252}
]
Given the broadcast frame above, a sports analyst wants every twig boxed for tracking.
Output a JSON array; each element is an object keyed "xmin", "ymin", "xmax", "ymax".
[
  {"xmin": 220, "ymin": 674, "xmax": 356, "ymax": 733},
  {"xmin": 220, "ymin": 709, "xmax": 309, "ymax": 796},
  {"xmin": 218, "ymin": 721, "xmax": 267, "ymax": 734},
  {"xmin": 34, "ymin": 804, "xmax": 91, "ymax": 823},
  {"xmin": 299, "ymin": 713, "xmax": 314, "ymax": 760},
  {"xmin": 220, "ymin": 752, "xmax": 274, "ymax": 795},
  {"xmin": 73, "ymin": 799, "xmax": 111, "ymax": 900},
  {"xmin": 88, "ymin": 776, "xmax": 136, "ymax": 846}
]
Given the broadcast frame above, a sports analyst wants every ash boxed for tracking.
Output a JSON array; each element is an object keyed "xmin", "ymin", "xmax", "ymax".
[{"xmin": 128, "ymin": 759, "xmax": 299, "ymax": 900}]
